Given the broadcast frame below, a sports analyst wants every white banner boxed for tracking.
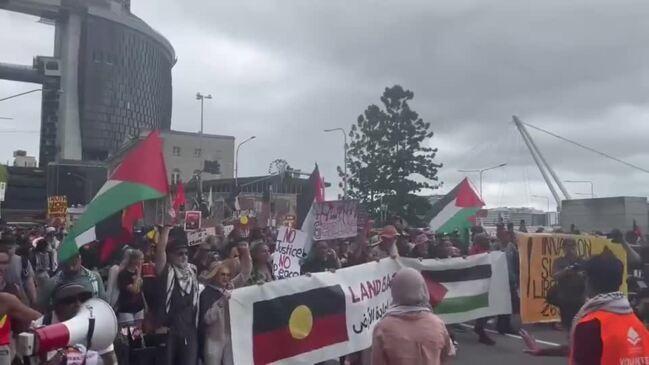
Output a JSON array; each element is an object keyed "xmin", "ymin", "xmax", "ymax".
[
  {"xmin": 272, "ymin": 227, "xmax": 308, "ymax": 279},
  {"xmin": 187, "ymin": 227, "xmax": 215, "ymax": 246},
  {"xmin": 230, "ymin": 252, "xmax": 511, "ymax": 365},
  {"xmin": 312, "ymin": 200, "xmax": 358, "ymax": 241}
]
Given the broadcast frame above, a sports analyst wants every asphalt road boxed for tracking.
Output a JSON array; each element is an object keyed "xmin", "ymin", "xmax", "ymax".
[{"xmin": 449, "ymin": 322, "xmax": 568, "ymax": 365}]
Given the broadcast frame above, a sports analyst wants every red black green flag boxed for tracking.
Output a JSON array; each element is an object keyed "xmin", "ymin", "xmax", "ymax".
[{"xmin": 252, "ymin": 285, "xmax": 348, "ymax": 364}]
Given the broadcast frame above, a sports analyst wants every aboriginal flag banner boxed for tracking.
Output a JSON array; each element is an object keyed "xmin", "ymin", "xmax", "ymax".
[
  {"xmin": 230, "ymin": 252, "xmax": 511, "ymax": 365},
  {"xmin": 252, "ymin": 285, "xmax": 349, "ymax": 364}
]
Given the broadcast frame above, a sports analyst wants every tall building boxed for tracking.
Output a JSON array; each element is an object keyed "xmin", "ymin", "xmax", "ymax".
[{"xmin": 0, "ymin": 0, "xmax": 175, "ymax": 166}]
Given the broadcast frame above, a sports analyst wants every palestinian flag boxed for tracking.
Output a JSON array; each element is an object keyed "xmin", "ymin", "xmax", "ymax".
[
  {"xmin": 59, "ymin": 131, "xmax": 169, "ymax": 262},
  {"xmin": 252, "ymin": 285, "xmax": 348, "ymax": 365},
  {"xmin": 429, "ymin": 177, "xmax": 484, "ymax": 233},
  {"xmin": 423, "ymin": 262, "xmax": 492, "ymax": 315},
  {"xmin": 297, "ymin": 164, "xmax": 323, "ymax": 229}
]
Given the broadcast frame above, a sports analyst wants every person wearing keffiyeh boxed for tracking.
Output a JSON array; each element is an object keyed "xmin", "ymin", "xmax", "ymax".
[
  {"xmin": 155, "ymin": 226, "xmax": 199, "ymax": 365},
  {"xmin": 525, "ymin": 252, "xmax": 649, "ymax": 363}
]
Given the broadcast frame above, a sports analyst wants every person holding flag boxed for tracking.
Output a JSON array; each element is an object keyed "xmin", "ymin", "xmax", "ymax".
[{"xmin": 57, "ymin": 130, "xmax": 170, "ymax": 265}]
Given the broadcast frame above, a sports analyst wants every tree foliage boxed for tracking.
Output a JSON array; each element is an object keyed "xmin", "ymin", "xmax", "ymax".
[{"xmin": 347, "ymin": 85, "xmax": 442, "ymax": 226}]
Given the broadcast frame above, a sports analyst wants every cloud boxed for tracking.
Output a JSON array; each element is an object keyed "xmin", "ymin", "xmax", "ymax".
[{"xmin": 2, "ymin": 0, "xmax": 649, "ymax": 213}]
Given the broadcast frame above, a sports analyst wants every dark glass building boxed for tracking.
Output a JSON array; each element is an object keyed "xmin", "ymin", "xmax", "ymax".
[
  {"xmin": 0, "ymin": 0, "xmax": 175, "ymax": 165},
  {"xmin": 78, "ymin": 13, "xmax": 174, "ymax": 160}
]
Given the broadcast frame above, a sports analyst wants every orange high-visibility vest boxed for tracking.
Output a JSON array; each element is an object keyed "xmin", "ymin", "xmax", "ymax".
[
  {"xmin": 0, "ymin": 315, "xmax": 11, "ymax": 346},
  {"xmin": 570, "ymin": 310, "xmax": 649, "ymax": 365}
]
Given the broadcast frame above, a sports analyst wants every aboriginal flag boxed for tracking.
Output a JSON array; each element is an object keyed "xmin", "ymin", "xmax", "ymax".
[{"xmin": 252, "ymin": 285, "xmax": 349, "ymax": 364}]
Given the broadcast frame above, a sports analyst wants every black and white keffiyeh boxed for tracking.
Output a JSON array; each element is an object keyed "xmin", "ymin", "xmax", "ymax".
[
  {"xmin": 570, "ymin": 291, "xmax": 632, "ymax": 336},
  {"xmin": 165, "ymin": 263, "xmax": 199, "ymax": 323}
]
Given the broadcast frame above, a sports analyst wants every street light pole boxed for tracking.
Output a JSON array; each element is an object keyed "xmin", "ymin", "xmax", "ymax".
[
  {"xmin": 196, "ymin": 92, "xmax": 212, "ymax": 134},
  {"xmin": 458, "ymin": 163, "xmax": 507, "ymax": 199},
  {"xmin": 235, "ymin": 136, "xmax": 256, "ymax": 186},
  {"xmin": 324, "ymin": 128, "xmax": 348, "ymax": 198},
  {"xmin": 564, "ymin": 180, "xmax": 594, "ymax": 198}
]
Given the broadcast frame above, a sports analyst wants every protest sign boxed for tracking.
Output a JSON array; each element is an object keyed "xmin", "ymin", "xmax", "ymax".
[
  {"xmin": 184, "ymin": 210, "xmax": 201, "ymax": 231},
  {"xmin": 187, "ymin": 227, "xmax": 216, "ymax": 246},
  {"xmin": 47, "ymin": 196, "xmax": 68, "ymax": 219},
  {"xmin": 312, "ymin": 200, "xmax": 358, "ymax": 241},
  {"xmin": 272, "ymin": 227, "xmax": 308, "ymax": 279},
  {"xmin": 223, "ymin": 225, "xmax": 234, "ymax": 238},
  {"xmin": 230, "ymin": 252, "xmax": 510, "ymax": 365},
  {"xmin": 518, "ymin": 233, "xmax": 628, "ymax": 324}
]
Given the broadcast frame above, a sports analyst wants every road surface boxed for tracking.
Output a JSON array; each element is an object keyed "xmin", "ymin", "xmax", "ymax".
[{"xmin": 450, "ymin": 322, "xmax": 567, "ymax": 364}]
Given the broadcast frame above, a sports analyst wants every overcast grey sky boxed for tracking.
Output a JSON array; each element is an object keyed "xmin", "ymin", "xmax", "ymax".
[{"xmin": 2, "ymin": 0, "xmax": 649, "ymax": 210}]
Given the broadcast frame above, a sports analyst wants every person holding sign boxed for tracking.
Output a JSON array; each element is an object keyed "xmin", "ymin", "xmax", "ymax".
[
  {"xmin": 551, "ymin": 239, "xmax": 586, "ymax": 330},
  {"xmin": 524, "ymin": 253, "xmax": 649, "ymax": 363}
]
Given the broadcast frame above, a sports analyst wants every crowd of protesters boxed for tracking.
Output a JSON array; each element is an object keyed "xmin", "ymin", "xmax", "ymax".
[{"xmin": 0, "ymin": 215, "xmax": 647, "ymax": 364}]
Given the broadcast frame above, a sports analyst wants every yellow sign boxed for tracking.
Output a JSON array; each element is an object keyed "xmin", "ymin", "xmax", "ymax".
[
  {"xmin": 47, "ymin": 196, "xmax": 68, "ymax": 219},
  {"xmin": 518, "ymin": 233, "xmax": 627, "ymax": 324}
]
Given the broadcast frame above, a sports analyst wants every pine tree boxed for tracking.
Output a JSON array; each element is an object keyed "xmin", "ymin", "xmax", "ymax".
[{"xmin": 347, "ymin": 85, "xmax": 442, "ymax": 226}]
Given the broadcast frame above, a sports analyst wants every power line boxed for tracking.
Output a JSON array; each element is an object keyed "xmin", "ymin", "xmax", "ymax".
[
  {"xmin": 523, "ymin": 122, "xmax": 649, "ymax": 175},
  {"xmin": 0, "ymin": 89, "xmax": 42, "ymax": 102},
  {"xmin": 0, "ymin": 130, "xmax": 39, "ymax": 134}
]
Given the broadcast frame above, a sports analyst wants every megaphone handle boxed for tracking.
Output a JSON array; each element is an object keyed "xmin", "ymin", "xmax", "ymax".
[{"xmin": 86, "ymin": 317, "xmax": 96, "ymax": 352}]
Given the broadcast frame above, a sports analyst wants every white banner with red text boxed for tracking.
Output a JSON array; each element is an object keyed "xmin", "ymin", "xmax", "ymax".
[{"xmin": 229, "ymin": 252, "xmax": 511, "ymax": 365}]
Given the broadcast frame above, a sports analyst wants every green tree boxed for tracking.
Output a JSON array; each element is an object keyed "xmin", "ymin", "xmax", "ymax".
[{"xmin": 347, "ymin": 85, "xmax": 442, "ymax": 226}]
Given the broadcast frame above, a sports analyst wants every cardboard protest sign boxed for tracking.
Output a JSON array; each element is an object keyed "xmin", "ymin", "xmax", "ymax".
[
  {"xmin": 184, "ymin": 211, "xmax": 202, "ymax": 231},
  {"xmin": 223, "ymin": 225, "xmax": 234, "ymax": 238},
  {"xmin": 187, "ymin": 227, "xmax": 216, "ymax": 246},
  {"xmin": 272, "ymin": 227, "xmax": 308, "ymax": 279},
  {"xmin": 230, "ymin": 252, "xmax": 510, "ymax": 365},
  {"xmin": 312, "ymin": 200, "xmax": 358, "ymax": 241},
  {"xmin": 47, "ymin": 196, "xmax": 68, "ymax": 219},
  {"xmin": 517, "ymin": 233, "xmax": 628, "ymax": 324}
]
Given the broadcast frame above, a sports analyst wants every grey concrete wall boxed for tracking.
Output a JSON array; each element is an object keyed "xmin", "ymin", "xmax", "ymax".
[{"xmin": 560, "ymin": 197, "xmax": 648, "ymax": 234}]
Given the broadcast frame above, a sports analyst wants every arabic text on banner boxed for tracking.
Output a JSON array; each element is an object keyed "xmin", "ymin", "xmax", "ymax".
[{"xmin": 229, "ymin": 252, "xmax": 511, "ymax": 365}]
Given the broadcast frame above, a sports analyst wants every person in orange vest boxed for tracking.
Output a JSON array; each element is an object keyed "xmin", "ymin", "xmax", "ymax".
[
  {"xmin": 566, "ymin": 253, "xmax": 649, "ymax": 364},
  {"xmin": 524, "ymin": 252, "xmax": 649, "ymax": 363}
]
